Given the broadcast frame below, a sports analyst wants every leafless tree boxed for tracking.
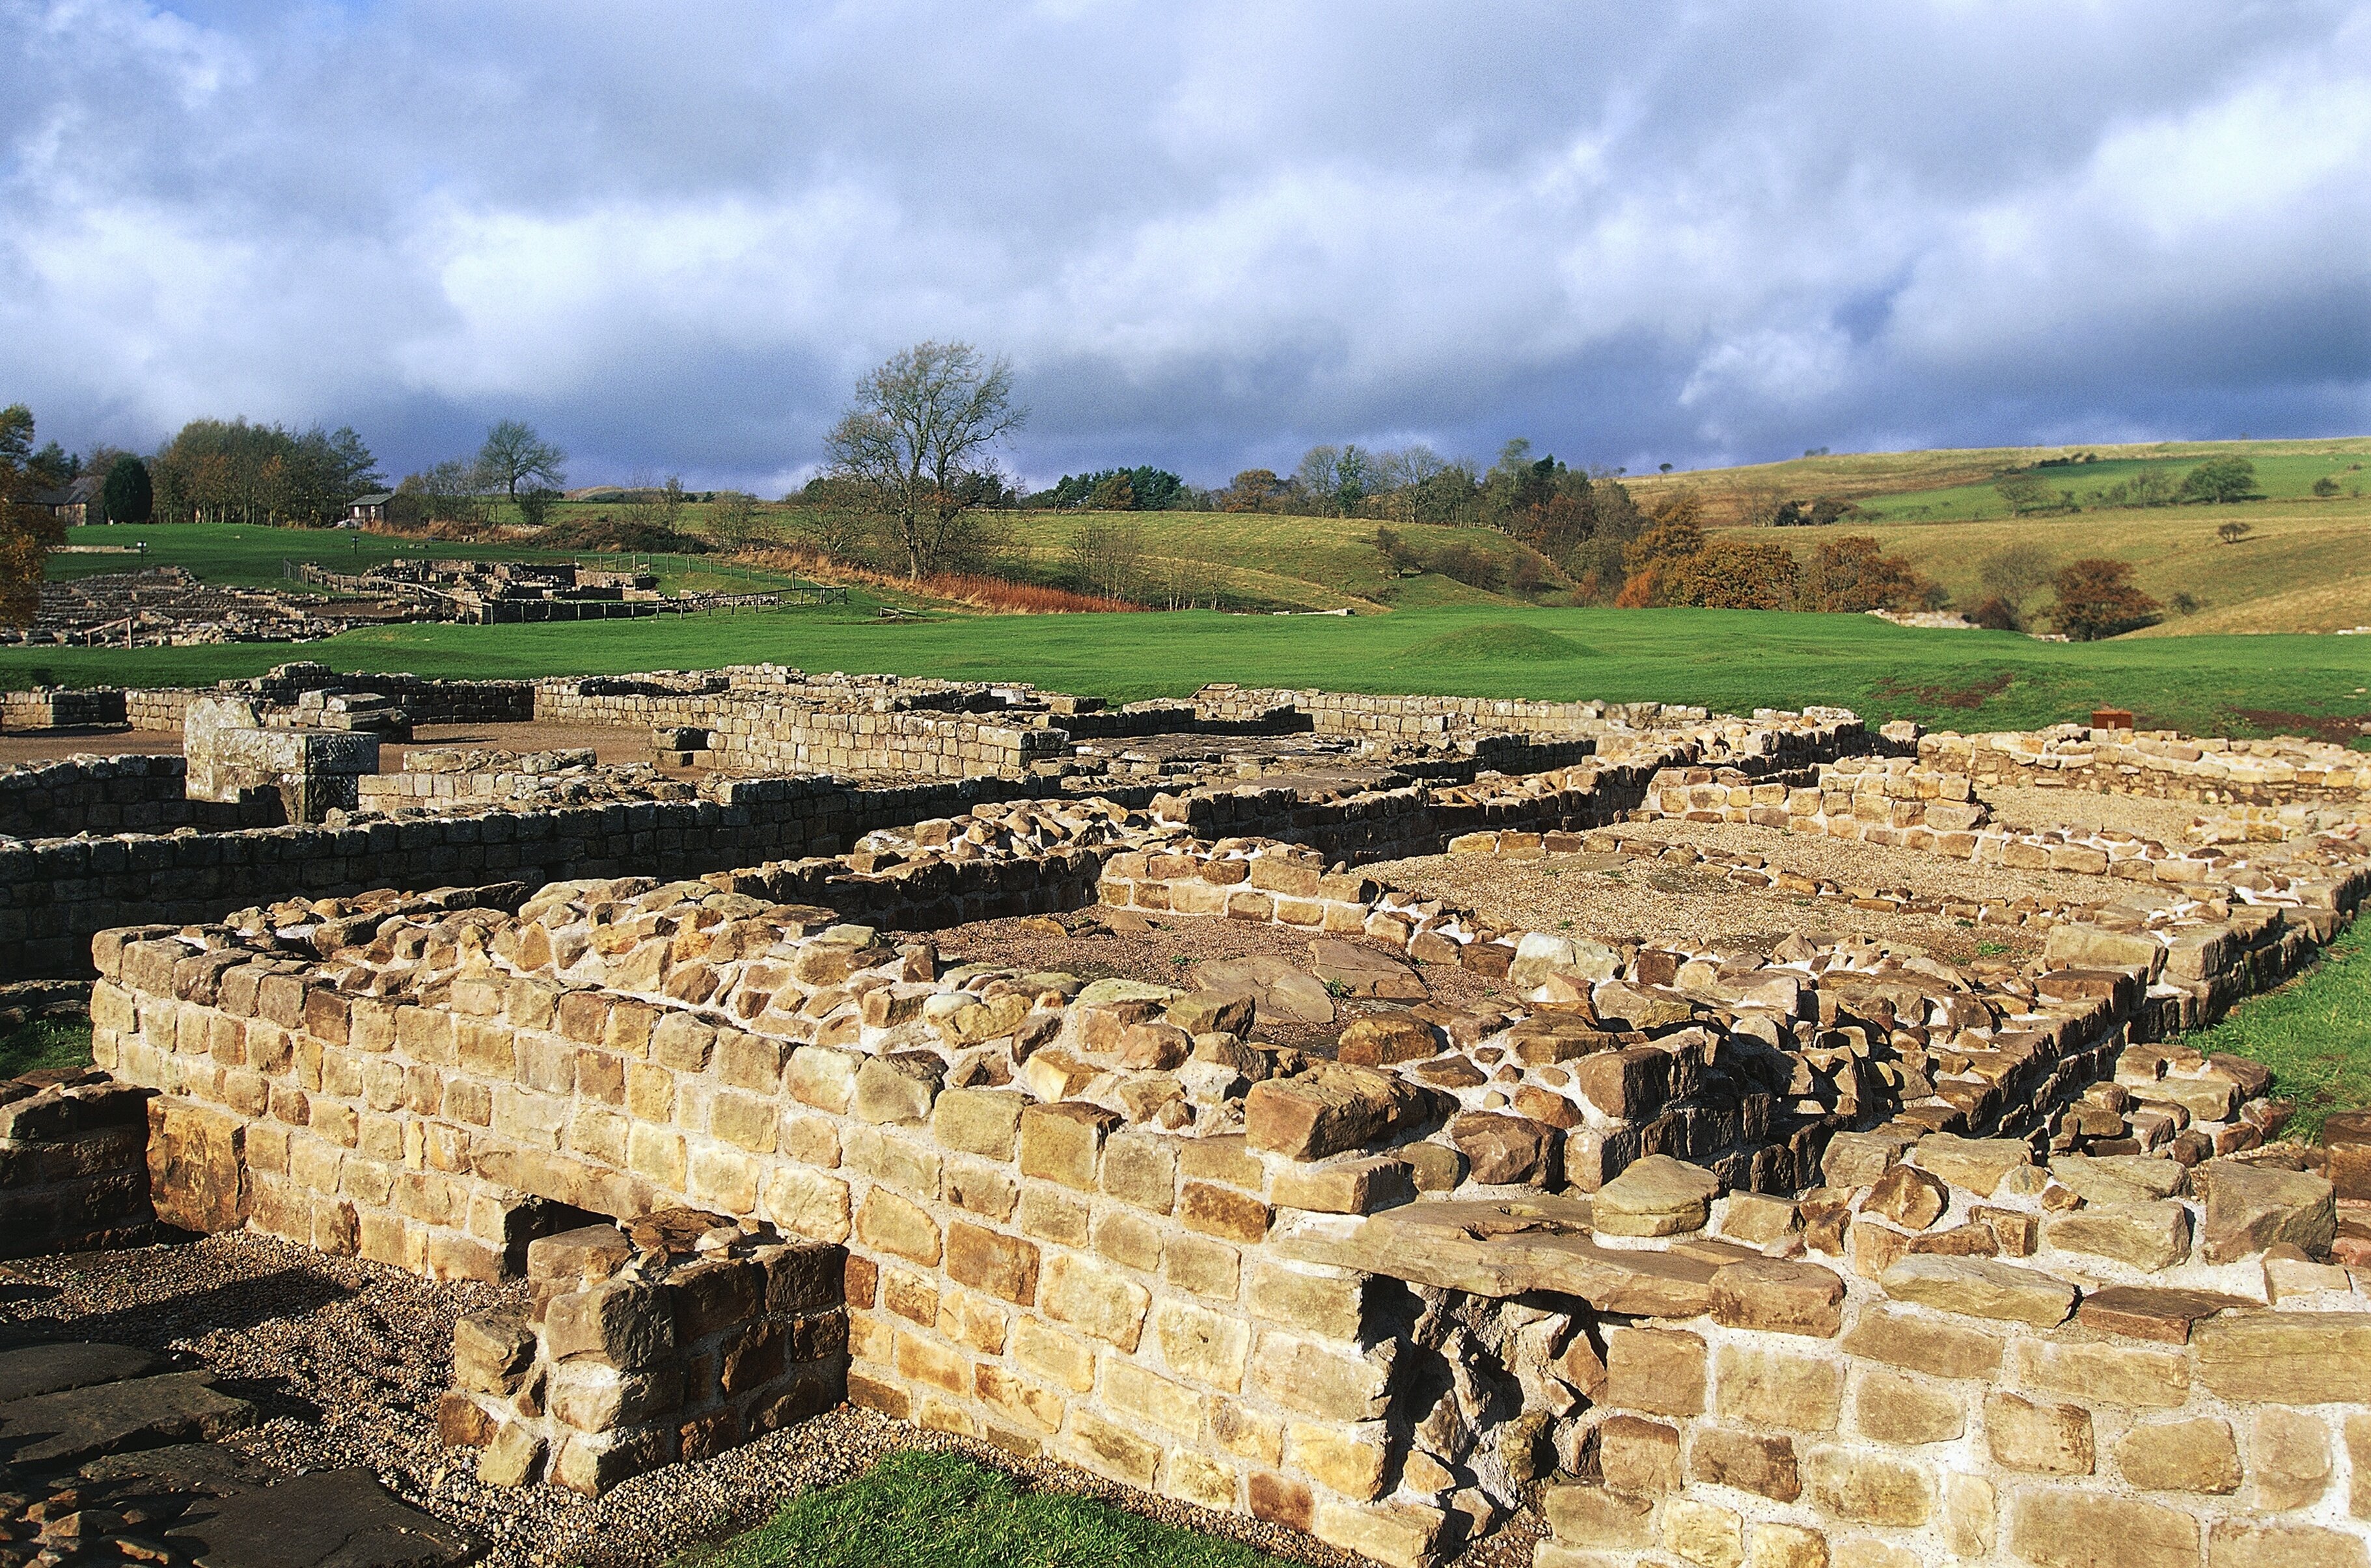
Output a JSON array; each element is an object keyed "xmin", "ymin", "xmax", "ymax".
[
  {"xmin": 476, "ymin": 420, "xmax": 568, "ymax": 499},
  {"xmin": 1066, "ymin": 517, "xmax": 1144, "ymax": 601},
  {"xmin": 825, "ymin": 341, "xmax": 1026, "ymax": 580}
]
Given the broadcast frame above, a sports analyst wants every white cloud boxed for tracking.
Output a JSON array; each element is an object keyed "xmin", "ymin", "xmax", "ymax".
[{"xmin": 0, "ymin": 0, "xmax": 2363, "ymax": 486}]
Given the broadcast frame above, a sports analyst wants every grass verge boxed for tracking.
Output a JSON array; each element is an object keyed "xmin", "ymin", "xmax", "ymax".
[
  {"xmin": 2182, "ymin": 920, "xmax": 2371, "ymax": 1144},
  {"xmin": 680, "ymin": 1451, "xmax": 1292, "ymax": 1568},
  {"xmin": 0, "ymin": 1013, "xmax": 94, "ymax": 1080}
]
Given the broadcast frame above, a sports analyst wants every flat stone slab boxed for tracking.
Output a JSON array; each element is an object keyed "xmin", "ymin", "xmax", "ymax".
[
  {"xmin": 1308, "ymin": 939, "xmax": 1429, "ymax": 1001},
  {"xmin": 80, "ymin": 1439, "xmax": 279, "ymax": 1497},
  {"xmin": 167, "ymin": 1467, "xmax": 480, "ymax": 1568},
  {"xmin": 1274, "ymin": 1196, "xmax": 1723, "ymax": 1317},
  {"xmin": 0, "ymin": 1369, "xmax": 257, "ymax": 1465},
  {"xmin": 1193, "ymin": 956, "xmax": 1336, "ymax": 1025},
  {"xmin": 0, "ymin": 1341, "xmax": 171, "ymax": 1403}
]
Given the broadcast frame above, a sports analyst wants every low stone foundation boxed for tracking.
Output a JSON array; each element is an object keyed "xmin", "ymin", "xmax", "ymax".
[
  {"xmin": 0, "ymin": 1066, "xmax": 155, "ymax": 1257},
  {"xmin": 436, "ymin": 1215, "xmax": 849, "ymax": 1494}
]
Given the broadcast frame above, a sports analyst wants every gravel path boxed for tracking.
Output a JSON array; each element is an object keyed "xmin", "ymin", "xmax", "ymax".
[{"xmin": 0, "ymin": 1234, "xmax": 1393, "ymax": 1568}]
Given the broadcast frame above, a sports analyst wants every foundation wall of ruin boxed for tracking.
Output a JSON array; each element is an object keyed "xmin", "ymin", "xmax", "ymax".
[
  {"xmin": 534, "ymin": 681, "xmax": 1067, "ymax": 778},
  {"xmin": 0, "ymin": 754, "xmax": 280, "ymax": 839},
  {"xmin": 1928, "ymin": 730, "xmax": 2371, "ymax": 806},
  {"xmin": 122, "ymin": 674, "xmax": 537, "ymax": 732},
  {"xmin": 83, "ymin": 884, "xmax": 2371, "ymax": 1566},
  {"xmin": 1, "ymin": 687, "xmax": 128, "ymax": 732},
  {"xmin": 0, "ymin": 1069, "xmax": 155, "ymax": 1257},
  {"xmin": 0, "ymin": 774, "xmax": 1058, "ymax": 981}
]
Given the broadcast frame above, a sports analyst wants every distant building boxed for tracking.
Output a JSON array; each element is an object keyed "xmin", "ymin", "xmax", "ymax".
[
  {"xmin": 348, "ymin": 492, "xmax": 394, "ymax": 525},
  {"xmin": 20, "ymin": 485, "xmax": 83, "ymax": 525}
]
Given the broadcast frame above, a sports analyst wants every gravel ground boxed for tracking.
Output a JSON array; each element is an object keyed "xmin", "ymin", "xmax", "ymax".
[
  {"xmin": 403, "ymin": 722, "xmax": 688, "ymax": 773},
  {"xmin": 1975, "ymin": 782, "xmax": 2213, "ymax": 845},
  {"xmin": 916, "ymin": 912, "xmax": 1513, "ymax": 1050},
  {"xmin": 1359, "ymin": 811, "xmax": 2144, "ymax": 966},
  {"xmin": 3, "ymin": 1232, "xmax": 1507, "ymax": 1568},
  {"xmin": 0, "ymin": 730, "xmax": 184, "ymax": 767}
]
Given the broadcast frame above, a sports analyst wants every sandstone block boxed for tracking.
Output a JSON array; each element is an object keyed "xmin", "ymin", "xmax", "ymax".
[
  {"xmin": 1710, "ymin": 1258, "xmax": 1844, "ymax": 1337},
  {"xmin": 1748, "ymin": 1522, "xmax": 1830, "ymax": 1568},
  {"xmin": 1543, "ymin": 1483, "xmax": 1652, "ymax": 1547},
  {"xmin": 1986, "ymin": 1391, "xmax": 2094, "ymax": 1474},
  {"xmin": 1448, "ymin": 1111, "xmax": 1560, "ymax": 1187},
  {"xmin": 1253, "ymin": 1330, "xmax": 1394, "ymax": 1421},
  {"xmin": 2006, "ymin": 1490, "xmax": 2199, "ymax": 1568},
  {"xmin": 1802, "ymin": 1446, "xmax": 1933, "ymax": 1528},
  {"xmin": 1287, "ymin": 1420, "xmax": 1388, "ymax": 1500},
  {"xmin": 1690, "ymin": 1426, "xmax": 1799, "ymax": 1502},
  {"xmin": 1606, "ymin": 1327, "xmax": 1706, "ymax": 1416},
  {"xmin": 1246, "ymin": 1263, "xmax": 1366, "ymax": 1340},
  {"xmin": 1154, "ymin": 1298, "xmax": 1249, "ymax": 1390},
  {"xmin": 1042, "ymin": 1253, "xmax": 1151, "ymax": 1351},
  {"xmin": 2117, "ymin": 1418, "xmax": 2241, "ymax": 1494},
  {"xmin": 944, "ymin": 1222, "xmax": 1039, "ymax": 1305},
  {"xmin": 2206, "ymin": 1522, "xmax": 2366, "ymax": 1568},
  {"xmin": 1336, "ymin": 1013, "xmax": 1440, "ymax": 1067},
  {"xmin": 2048, "ymin": 1200, "xmax": 2193, "ymax": 1271},
  {"xmin": 1597, "ymin": 1413, "xmax": 1681, "ymax": 1495},
  {"xmin": 1840, "ymin": 1305, "xmax": 2002, "ymax": 1379},
  {"xmin": 2252, "ymin": 1407, "xmax": 2331, "ymax": 1510},
  {"xmin": 1019, "ymin": 1101, "xmax": 1121, "ymax": 1190},
  {"xmin": 1662, "ymin": 1497, "xmax": 1744, "ymax": 1568},
  {"xmin": 2012, "ymin": 1338, "xmax": 2191, "ymax": 1407},
  {"xmin": 544, "ymin": 1280, "xmax": 673, "ymax": 1369},
  {"xmin": 1243, "ymin": 1062, "xmax": 1427, "ymax": 1160},
  {"xmin": 1849, "ymin": 1368, "xmax": 1962, "ymax": 1444},
  {"xmin": 1270, "ymin": 1155, "xmax": 1412, "ymax": 1215},
  {"xmin": 1593, "ymin": 1153, "xmax": 1720, "ymax": 1236},
  {"xmin": 1715, "ymin": 1343, "xmax": 1841, "ymax": 1432},
  {"xmin": 2195, "ymin": 1312, "xmax": 2371, "ymax": 1405},
  {"xmin": 2193, "ymin": 1159, "xmax": 2337, "ymax": 1263},
  {"xmin": 1863, "ymin": 1164, "xmax": 1949, "ymax": 1230},
  {"xmin": 763, "ymin": 1166, "xmax": 851, "ymax": 1244},
  {"xmin": 1879, "ymin": 1255, "xmax": 2076, "ymax": 1327},
  {"xmin": 1913, "ymin": 1132, "xmax": 2032, "ymax": 1194},
  {"xmin": 855, "ymin": 1188, "xmax": 940, "ymax": 1265},
  {"xmin": 932, "ymin": 1088, "xmax": 1024, "ymax": 1160}
]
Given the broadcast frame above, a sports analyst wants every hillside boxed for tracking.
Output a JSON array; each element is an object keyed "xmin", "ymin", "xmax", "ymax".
[{"xmin": 1623, "ymin": 435, "xmax": 2371, "ymax": 525}]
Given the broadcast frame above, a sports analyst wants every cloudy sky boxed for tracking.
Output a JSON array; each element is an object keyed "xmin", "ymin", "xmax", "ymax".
[{"xmin": 4, "ymin": 1, "xmax": 2367, "ymax": 495}]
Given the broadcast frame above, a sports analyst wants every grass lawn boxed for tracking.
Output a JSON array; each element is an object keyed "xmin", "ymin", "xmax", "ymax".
[
  {"xmin": 683, "ymin": 1451, "xmax": 1291, "ymax": 1568},
  {"xmin": 6, "ymin": 603, "xmax": 2370, "ymax": 739},
  {"xmin": 0, "ymin": 1013, "xmax": 93, "ymax": 1080},
  {"xmin": 2183, "ymin": 921, "xmax": 2371, "ymax": 1144}
]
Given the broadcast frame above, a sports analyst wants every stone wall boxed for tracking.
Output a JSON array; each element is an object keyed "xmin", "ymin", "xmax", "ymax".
[
  {"xmin": 0, "ymin": 1067, "xmax": 155, "ymax": 1258},
  {"xmin": 535, "ymin": 679, "xmax": 1071, "ymax": 778},
  {"xmin": 0, "ymin": 773, "xmax": 1065, "ymax": 981},
  {"xmin": 439, "ymin": 1218, "xmax": 848, "ymax": 1493},
  {"xmin": 1927, "ymin": 727, "xmax": 2371, "ymax": 806},
  {"xmin": 0, "ymin": 754, "xmax": 278, "ymax": 839},
  {"xmin": 184, "ymin": 696, "xmax": 381, "ymax": 823},
  {"xmin": 122, "ymin": 669, "xmax": 538, "ymax": 732},
  {"xmin": 83, "ymin": 854, "xmax": 2370, "ymax": 1564},
  {"xmin": 1, "ymin": 686, "xmax": 128, "ymax": 732}
]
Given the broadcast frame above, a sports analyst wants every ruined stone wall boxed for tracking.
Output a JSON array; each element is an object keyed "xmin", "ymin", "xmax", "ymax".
[
  {"xmin": 83, "ymin": 864, "xmax": 2370, "ymax": 1565},
  {"xmin": 1928, "ymin": 728, "xmax": 2371, "ymax": 806},
  {"xmin": 2, "ymin": 686, "xmax": 128, "ymax": 732},
  {"xmin": 0, "ymin": 754, "xmax": 278, "ymax": 839},
  {"xmin": 0, "ymin": 773, "xmax": 1057, "ymax": 980},
  {"xmin": 0, "ymin": 1067, "xmax": 154, "ymax": 1258},
  {"xmin": 120, "ymin": 672, "xmax": 537, "ymax": 732},
  {"xmin": 535, "ymin": 680, "xmax": 1068, "ymax": 778}
]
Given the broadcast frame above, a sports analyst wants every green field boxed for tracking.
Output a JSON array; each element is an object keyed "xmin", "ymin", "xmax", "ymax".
[{"xmin": 7, "ymin": 598, "xmax": 2368, "ymax": 740}]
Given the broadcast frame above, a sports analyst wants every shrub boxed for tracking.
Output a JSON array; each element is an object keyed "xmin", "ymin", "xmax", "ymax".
[
  {"xmin": 2050, "ymin": 557, "xmax": 2161, "ymax": 640},
  {"xmin": 1967, "ymin": 595, "xmax": 2021, "ymax": 631}
]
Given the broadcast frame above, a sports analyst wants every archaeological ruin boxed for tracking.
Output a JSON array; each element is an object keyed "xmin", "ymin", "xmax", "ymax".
[{"xmin": 5, "ymin": 663, "xmax": 2370, "ymax": 1567}]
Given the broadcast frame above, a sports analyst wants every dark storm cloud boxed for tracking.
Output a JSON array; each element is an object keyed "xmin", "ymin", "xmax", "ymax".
[{"xmin": 3, "ymin": 0, "xmax": 2365, "ymax": 490}]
